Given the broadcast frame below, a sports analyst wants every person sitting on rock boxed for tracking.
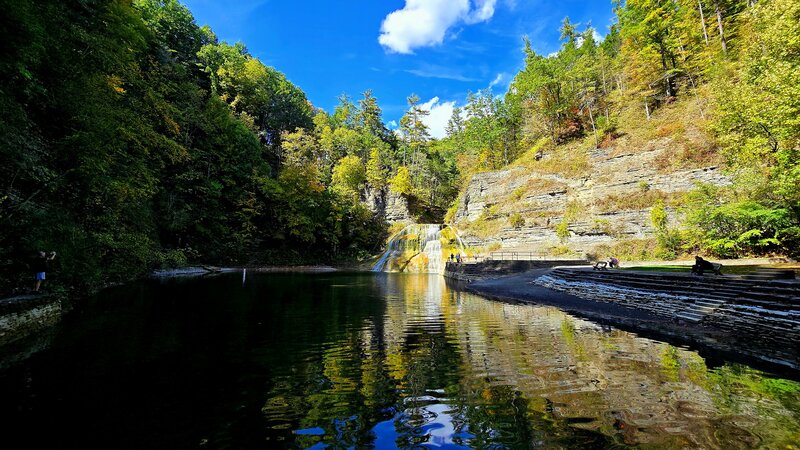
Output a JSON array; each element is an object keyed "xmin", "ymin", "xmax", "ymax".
[{"xmin": 691, "ymin": 256, "xmax": 716, "ymax": 275}]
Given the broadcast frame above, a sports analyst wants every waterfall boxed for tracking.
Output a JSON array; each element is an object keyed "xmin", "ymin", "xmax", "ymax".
[
  {"xmin": 372, "ymin": 224, "xmax": 466, "ymax": 273},
  {"xmin": 372, "ymin": 238, "xmax": 397, "ymax": 272},
  {"xmin": 422, "ymin": 225, "xmax": 443, "ymax": 273}
]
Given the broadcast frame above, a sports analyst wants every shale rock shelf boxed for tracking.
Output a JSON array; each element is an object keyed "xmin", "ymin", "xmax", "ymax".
[{"xmin": 536, "ymin": 268, "xmax": 800, "ymax": 368}]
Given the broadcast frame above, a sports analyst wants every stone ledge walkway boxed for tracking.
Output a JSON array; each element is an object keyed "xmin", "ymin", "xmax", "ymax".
[{"xmin": 465, "ymin": 267, "xmax": 800, "ymax": 372}]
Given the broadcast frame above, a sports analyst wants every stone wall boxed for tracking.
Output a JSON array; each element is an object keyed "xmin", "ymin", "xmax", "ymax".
[
  {"xmin": 454, "ymin": 144, "xmax": 730, "ymax": 254},
  {"xmin": 0, "ymin": 294, "xmax": 62, "ymax": 346}
]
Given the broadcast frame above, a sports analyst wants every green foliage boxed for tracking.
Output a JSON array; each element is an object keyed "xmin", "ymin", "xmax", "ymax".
[
  {"xmin": 509, "ymin": 213, "xmax": 525, "ymax": 228},
  {"xmin": 650, "ymin": 200, "xmax": 681, "ymax": 259},
  {"xmin": 389, "ymin": 166, "xmax": 413, "ymax": 196},
  {"xmin": 331, "ymin": 155, "xmax": 366, "ymax": 201},
  {"xmin": 197, "ymin": 40, "xmax": 313, "ymax": 155},
  {"xmin": 684, "ymin": 184, "xmax": 793, "ymax": 257},
  {"xmin": 366, "ymin": 149, "xmax": 388, "ymax": 190},
  {"xmin": 555, "ymin": 220, "xmax": 570, "ymax": 242},
  {"xmin": 650, "ymin": 200, "xmax": 668, "ymax": 231},
  {"xmin": 0, "ymin": 0, "xmax": 384, "ymax": 294}
]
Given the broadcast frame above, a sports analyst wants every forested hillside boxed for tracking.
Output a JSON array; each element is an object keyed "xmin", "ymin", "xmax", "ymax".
[
  {"xmin": 1, "ymin": 0, "xmax": 798, "ymax": 293},
  {"xmin": 0, "ymin": 0, "xmax": 394, "ymax": 293},
  {"xmin": 437, "ymin": 0, "xmax": 799, "ymax": 260}
]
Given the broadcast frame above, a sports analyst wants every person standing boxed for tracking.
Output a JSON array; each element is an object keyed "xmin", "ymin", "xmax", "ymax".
[{"xmin": 33, "ymin": 251, "xmax": 56, "ymax": 293}]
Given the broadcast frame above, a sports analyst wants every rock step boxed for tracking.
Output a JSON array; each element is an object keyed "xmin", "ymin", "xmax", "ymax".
[
  {"xmin": 675, "ymin": 311, "xmax": 704, "ymax": 322},
  {"xmin": 553, "ymin": 278, "xmax": 793, "ymax": 306},
  {"xmin": 552, "ymin": 267, "xmax": 798, "ymax": 285},
  {"xmin": 546, "ymin": 269, "xmax": 800, "ymax": 308},
  {"xmin": 549, "ymin": 269, "xmax": 800, "ymax": 296},
  {"xmin": 743, "ymin": 269, "xmax": 796, "ymax": 280},
  {"xmin": 537, "ymin": 275, "xmax": 799, "ymax": 330}
]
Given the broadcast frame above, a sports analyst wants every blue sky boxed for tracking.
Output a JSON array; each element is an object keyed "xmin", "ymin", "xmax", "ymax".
[{"xmin": 182, "ymin": 0, "xmax": 617, "ymax": 137}]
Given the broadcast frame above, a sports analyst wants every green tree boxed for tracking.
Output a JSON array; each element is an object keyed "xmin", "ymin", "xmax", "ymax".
[
  {"xmin": 389, "ymin": 166, "xmax": 414, "ymax": 196},
  {"xmin": 366, "ymin": 148, "xmax": 388, "ymax": 190},
  {"xmin": 331, "ymin": 155, "xmax": 367, "ymax": 201}
]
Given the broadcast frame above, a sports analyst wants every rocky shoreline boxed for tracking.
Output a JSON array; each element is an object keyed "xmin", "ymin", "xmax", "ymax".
[
  {"xmin": 464, "ymin": 268, "xmax": 800, "ymax": 376},
  {"xmin": 0, "ymin": 265, "xmax": 341, "ymax": 349},
  {"xmin": 150, "ymin": 265, "xmax": 338, "ymax": 278}
]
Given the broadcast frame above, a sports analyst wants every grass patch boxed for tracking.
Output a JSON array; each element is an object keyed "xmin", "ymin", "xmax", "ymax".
[
  {"xmin": 548, "ymin": 244, "xmax": 576, "ymax": 256},
  {"xmin": 588, "ymin": 238, "xmax": 659, "ymax": 262},
  {"xmin": 609, "ymin": 95, "xmax": 721, "ymax": 170},
  {"xmin": 460, "ymin": 217, "xmax": 504, "ymax": 239},
  {"xmin": 591, "ymin": 217, "xmax": 626, "ymax": 237},
  {"xmin": 514, "ymin": 138, "xmax": 591, "ymax": 178},
  {"xmin": 508, "ymin": 177, "xmax": 566, "ymax": 203}
]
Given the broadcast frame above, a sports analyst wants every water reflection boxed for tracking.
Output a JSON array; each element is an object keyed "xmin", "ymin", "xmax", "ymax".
[
  {"xmin": 0, "ymin": 273, "xmax": 798, "ymax": 449},
  {"xmin": 261, "ymin": 274, "xmax": 799, "ymax": 449}
]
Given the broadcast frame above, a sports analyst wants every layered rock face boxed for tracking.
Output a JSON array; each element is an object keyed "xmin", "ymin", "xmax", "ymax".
[
  {"xmin": 365, "ymin": 187, "xmax": 414, "ymax": 224},
  {"xmin": 453, "ymin": 144, "xmax": 729, "ymax": 254}
]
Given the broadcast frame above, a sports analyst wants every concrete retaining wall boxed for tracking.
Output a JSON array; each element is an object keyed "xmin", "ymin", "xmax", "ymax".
[{"xmin": 444, "ymin": 259, "xmax": 586, "ymax": 282}]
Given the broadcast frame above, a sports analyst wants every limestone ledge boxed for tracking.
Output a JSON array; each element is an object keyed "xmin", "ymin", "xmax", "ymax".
[
  {"xmin": 534, "ymin": 274, "xmax": 800, "ymax": 368},
  {"xmin": 453, "ymin": 145, "xmax": 730, "ymax": 253}
]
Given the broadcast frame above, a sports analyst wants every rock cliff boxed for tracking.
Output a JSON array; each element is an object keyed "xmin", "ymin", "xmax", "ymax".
[
  {"xmin": 365, "ymin": 187, "xmax": 415, "ymax": 224},
  {"xmin": 453, "ymin": 143, "xmax": 729, "ymax": 255}
]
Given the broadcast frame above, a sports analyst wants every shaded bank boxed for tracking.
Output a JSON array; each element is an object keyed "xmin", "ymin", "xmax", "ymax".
[{"xmin": 464, "ymin": 269, "xmax": 800, "ymax": 375}]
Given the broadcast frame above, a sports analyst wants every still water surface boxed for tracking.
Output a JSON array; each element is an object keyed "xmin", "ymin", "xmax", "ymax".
[{"xmin": 1, "ymin": 273, "xmax": 799, "ymax": 449}]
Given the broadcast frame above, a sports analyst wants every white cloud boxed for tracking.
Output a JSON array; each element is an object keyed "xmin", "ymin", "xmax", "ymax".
[
  {"xmin": 488, "ymin": 72, "xmax": 510, "ymax": 89},
  {"xmin": 466, "ymin": 0, "xmax": 497, "ymax": 23},
  {"xmin": 419, "ymin": 97, "xmax": 456, "ymax": 139},
  {"xmin": 406, "ymin": 64, "xmax": 479, "ymax": 82},
  {"xmin": 387, "ymin": 120, "xmax": 398, "ymax": 129},
  {"xmin": 379, "ymin": 0, "xmax": 498, "ymax": 54},
  {"xmin": 576, "ymin": 29, "xmax": 605, "ymax": 47}
]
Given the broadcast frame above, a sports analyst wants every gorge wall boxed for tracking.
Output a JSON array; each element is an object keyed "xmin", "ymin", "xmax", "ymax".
[
  {"xmin": 366, "ymin": 187, "xmax": 414, "ymax": 224},
  {"xmin": 452, "ymin": 141, "xmax": 729, "ymax": 256}
]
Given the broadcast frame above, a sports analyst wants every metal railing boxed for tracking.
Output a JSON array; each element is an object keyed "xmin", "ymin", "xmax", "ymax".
[
  {"xmin": 486, "ymin": 251, "xmax": 585, "ymax": 261},
  {"xmin": 443, "ymin": 252, "xmax": 587, "ymax": 265}
]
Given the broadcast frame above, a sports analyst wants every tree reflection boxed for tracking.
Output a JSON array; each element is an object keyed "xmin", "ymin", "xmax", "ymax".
[{"xmin": 258, "ymin": 273, "xmax": 800, "ymax": 448}]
